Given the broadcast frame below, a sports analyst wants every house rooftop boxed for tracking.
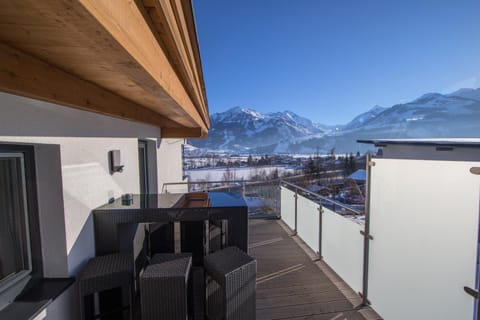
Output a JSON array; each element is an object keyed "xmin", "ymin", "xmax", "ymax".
[
  {"xmin": 358, "ymin": 138, "xmax": 480, "ymax": 148},
  {"xmin": 347, "ymin": 169, "xmax": 366, "ymax": 181}
]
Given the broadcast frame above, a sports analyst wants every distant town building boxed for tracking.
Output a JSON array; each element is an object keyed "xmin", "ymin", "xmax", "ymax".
[{"xmin": 347, "ymin": 169, "xmax": 366, "ymax": 182}]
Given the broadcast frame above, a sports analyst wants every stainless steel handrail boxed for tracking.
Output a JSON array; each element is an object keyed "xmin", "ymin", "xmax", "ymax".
[
  {"xmin": 162, "ymin": 179, "xmax": 361, "ymax": 216},
  {"xmin": 161, "ymin": 179, "xmax": 280, "ymax": 193},
  {"xmin": 280, "ymin": 180, "xmax": 362, "ymax": 216}
]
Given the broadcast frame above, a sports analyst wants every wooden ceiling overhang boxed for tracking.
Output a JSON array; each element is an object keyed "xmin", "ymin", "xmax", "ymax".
[{"xmin": 0, "ymin": 0, "xmax": 210, "ymax": 138}]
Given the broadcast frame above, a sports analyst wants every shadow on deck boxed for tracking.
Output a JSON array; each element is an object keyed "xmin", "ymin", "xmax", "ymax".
[{"xmin": 249, "ymin": 219, "xmax": 381, "ymax": 320}]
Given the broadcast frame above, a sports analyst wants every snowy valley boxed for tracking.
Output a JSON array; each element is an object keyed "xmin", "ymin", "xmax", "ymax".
[{"xmin": 189, "ymin": 88, "xmax": 480, "ymax": 154}]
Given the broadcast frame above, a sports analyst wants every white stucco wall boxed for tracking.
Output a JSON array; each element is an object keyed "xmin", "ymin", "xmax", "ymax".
[
  {"xmin": 0, "ymin": 92, "xmax": 186, "ymax": 318},
  {"xmin": 157, "ymin": 138, "xmax": 188, "ymax": 193}
]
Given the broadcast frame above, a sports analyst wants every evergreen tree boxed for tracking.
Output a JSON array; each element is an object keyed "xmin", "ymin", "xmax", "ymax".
[
  {"xmin": 247, "ymin": 154, "xmax": 254, "ymax": 166},
  {"xmin": 305, "ymin": 156, "xmax": 316, "ymax": 175}
]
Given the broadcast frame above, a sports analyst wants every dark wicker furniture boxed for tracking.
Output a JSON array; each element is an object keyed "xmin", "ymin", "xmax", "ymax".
[
  {"xmin": 92, "ymin": 192, "xmax": 249, "ymax": 317},
  {"xmin": 140, "ymin": 253, "xmax": 192, "ymax": 320},
  {"xmin": 181, "ymin": 221, "xmax": 208, "ymax": 266},
  {"xmin": 78, "ymin": 253, "xmax": 134, "ymax": 320},
  {"xmin": 93, "ymin": 193, "xmax": 248, "ymax": 257},
  {"xmin": 204, "ymin": 247, "xmax": 257, "ymax": 320},
  {"xmin": 190, "ymin": 266, "xmax": 206, "ymax": 320}
]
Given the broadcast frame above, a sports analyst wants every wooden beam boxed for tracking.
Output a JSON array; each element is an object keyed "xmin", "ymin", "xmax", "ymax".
[
  {"xmin": 161, "ymin": 126, "xmax": 205, "ymax": 138},
  {"xmin": 0, "ymin": 43, "xmax": 181, "ymax": 130},
  {"xmin": 78, "ymin": 0, "xmax": 209, "ymax": 131},
  {"xmin": 169, "ymin": 0, "xmax": 210, "ymax": 126},
  {"xmin": 144, "ymin": 0, "xmax": 202, "ymax": 104},
  {"xmin": 141, "ymin": 0, "xmax": 209, "ymax": 127},
  {"xmin": 139, "ymin": 1, "xmax": 204, "ymax": 117},
  {"xmin": 0, "ymin": 0, "xmax": 209, "ymax": 132},
  {"xmin": 180, "ymin": 0, "xmax": 210, "ymax": 126}
]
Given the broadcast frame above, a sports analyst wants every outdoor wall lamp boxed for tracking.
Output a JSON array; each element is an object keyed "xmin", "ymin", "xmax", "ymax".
[{"xmin": 109, "ymin": 149, "xmax": 124, "ymax": 173}]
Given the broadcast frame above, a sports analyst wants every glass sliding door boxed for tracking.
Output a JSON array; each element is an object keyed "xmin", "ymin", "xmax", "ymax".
[
  {"xmin": 0, "ymin": 153, "xmax": 31, "ymax": 290},
  {"xmin": 138, "ymin": 141, "xmax": 149, "ymax": 195}
]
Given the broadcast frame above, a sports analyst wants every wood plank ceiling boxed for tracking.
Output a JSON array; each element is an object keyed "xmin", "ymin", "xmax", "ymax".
[{"xmin": 0, "ymin": 0, "xmax": 210, "ymax": 137}]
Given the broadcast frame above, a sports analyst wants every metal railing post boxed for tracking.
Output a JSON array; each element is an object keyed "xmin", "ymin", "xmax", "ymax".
[
  {"xmin": 361, "ymin": 153, "xmax": 374, "ymax": 305},
  {"xmin": 317, "ymin": 205, "xmax": 323, "ymax": 259},
  {"xmin": 294, "ymin": 187, "xmax": 298, "ymax": 235},
  {"xmin": 278, "ymin": 180, "xmax": 282, "ymax": 219}
]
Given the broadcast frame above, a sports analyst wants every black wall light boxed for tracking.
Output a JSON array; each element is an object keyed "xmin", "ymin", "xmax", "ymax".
[{"xmin": 109, "ymin": 149, "xmax": 124, "ymax": 174}]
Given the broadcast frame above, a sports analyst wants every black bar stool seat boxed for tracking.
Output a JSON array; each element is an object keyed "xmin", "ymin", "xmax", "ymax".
[
  {"xmin": 78, "ymin": 253, "xmax": 134, "ymax": 320},
  {"xmin": 140, "ymin": 253, "xmax": 192, "ymax": 320},
  {"xmin": 204, "ymin": 247, "xmax": 256, "ymax": 320}
]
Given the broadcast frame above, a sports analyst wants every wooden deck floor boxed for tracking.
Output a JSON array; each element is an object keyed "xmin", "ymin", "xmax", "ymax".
[{"xmin": 249, "ymin": 219, "xmax": 378, "ymax": 320}]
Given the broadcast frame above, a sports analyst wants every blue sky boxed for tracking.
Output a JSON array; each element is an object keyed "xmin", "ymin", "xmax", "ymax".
[{"xmin": 193, "ymin": 0, "xmax": 480, "ymax": 124}]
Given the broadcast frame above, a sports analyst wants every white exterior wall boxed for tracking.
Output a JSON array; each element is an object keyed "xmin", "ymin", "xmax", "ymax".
[
  {"xmin": 158, "ymin": 138, "xmax": 188, "ymax": 193},
  {"xmin": 0, "ymin": 92, "xmax": 186, "ymax": 318}
]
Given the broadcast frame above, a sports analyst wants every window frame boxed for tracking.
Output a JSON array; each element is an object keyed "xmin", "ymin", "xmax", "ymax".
[
  {"xmin": 138, "ymin": 140, "xmax": 149, "ymax": 195},
  {"xmin": 0, "ymin": 152, "xmax": 33, "ymax": 293},
  {"xmin": 0, "ymin": 144, "xmax": 42, "ymax": 301}
]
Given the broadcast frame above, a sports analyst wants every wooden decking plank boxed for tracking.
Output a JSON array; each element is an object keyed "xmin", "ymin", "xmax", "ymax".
[
  {"xmin": 257, "ymin": 283, "xmax": 347, "ymax": 298},
  {"xmin": 257, "ymin": 293, "xmax": 348, "ymax": 309},
  {"xmin": 249, "ymin": 219, "xmax": 369, "ymax": 320},
  {"xmin": 257, "ymin": 300, "xmax": 355, "ymax": 319},
  {"xmin": 285, "ymin": 310, "xmax": 368, "ymax": 320}
]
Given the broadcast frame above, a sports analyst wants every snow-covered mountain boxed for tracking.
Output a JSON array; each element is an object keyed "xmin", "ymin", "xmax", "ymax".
[
  {"xmin": 190, "ymin": 107, "xmax": 325, "ymax": 152},
  {"xmin": 189, "ymin": 88, "xmax": 480, "ymax": 153},
  {"xmin": 448, "ymin": 88, "xmax": 480, "ymax": 101},
  {"xmin": 341, "ymin": 105, "xmax": 386, "ymax": 131}
]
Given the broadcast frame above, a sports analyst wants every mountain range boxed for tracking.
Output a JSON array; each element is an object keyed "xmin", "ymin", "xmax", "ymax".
[{"xmin": 188, "ymin": 88, "xmax": 480, "ymax": 154}]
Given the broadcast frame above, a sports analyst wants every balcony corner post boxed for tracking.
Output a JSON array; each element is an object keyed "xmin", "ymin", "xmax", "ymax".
[
  {"xmin": 361, "ymin": 153, "xmax": 374, "ymax": 306},
  {"xmin": 294, "ymin": 188, "xmax": 298, "ymax": 235},
  {"xmin": 317, "ymin": 205, "xmax": 323, "ymax": 259}
]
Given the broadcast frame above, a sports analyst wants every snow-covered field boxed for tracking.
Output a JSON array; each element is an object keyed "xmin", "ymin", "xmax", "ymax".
[{"xmin": 186, "ymin": 165, "xmax": 297, "ymax": 182}]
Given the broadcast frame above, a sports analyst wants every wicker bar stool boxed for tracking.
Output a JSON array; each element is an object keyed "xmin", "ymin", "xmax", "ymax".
[
  {"xmin": 78, "ymin": 253, "xmax": 134, "ymax": 320},
  {"xmin": 140, "ymin": 253, "xmax": 192, "ymax": 320},
  {"xmin": 204, "ymin": 247, "xmax": 257, "ymax": 320}
]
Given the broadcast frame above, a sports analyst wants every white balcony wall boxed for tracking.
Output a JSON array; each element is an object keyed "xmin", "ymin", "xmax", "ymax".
[
  {"xmin": 368, "ymin": 158, "xmax": 479, "ymax": 320},
  {"xmin": 296, "ymin": 194, "xmax": 320, "ymax": 253},
  {"xmin": 281, "ymin": 186, "xmax": 363, "ymax": 294},
  {"xmin": 0, "ymin": 92, "xmax": 185, "ymax": 319},
  {"xmin": 322, "ymin": 207, "xmax": 364, "ymax": 294},
  {"xmin": 281, "ymin": 186, "xmax": 296, "ymax": 230}
]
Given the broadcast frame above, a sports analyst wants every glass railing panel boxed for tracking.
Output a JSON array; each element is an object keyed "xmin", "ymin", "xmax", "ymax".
[
  {"xmin": 244, "ymin": 182, "xmax": 280, "ymax": 218},
  {"xmin": 368, "ymin": 158, "xmax": 479, "ymax": 320},
  {"xmin": 163, "ymin": 180, "xmax": 281, "ymax": 218},
  {"xmin": 280, "ymin": 186, "xmax": 296, "ymax": 230},
  {"xmin": 322, "ymin": 207, "xmax": 364, "ymax": 293},
  {"xmin": 296, "ymin": 194, "xmax": 320, "ymax": 253},
  {"xmin": 164, "ymin": 185, "xmax": 189, "ymax": 194}
]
